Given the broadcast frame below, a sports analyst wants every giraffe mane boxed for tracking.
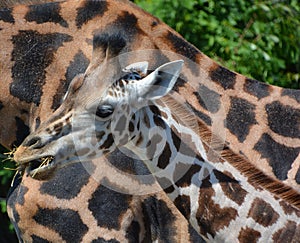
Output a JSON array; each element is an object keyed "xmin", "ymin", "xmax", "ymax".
[{"xmin": 161, "ymin": 94, "xmax": 300, "ymax": 210}]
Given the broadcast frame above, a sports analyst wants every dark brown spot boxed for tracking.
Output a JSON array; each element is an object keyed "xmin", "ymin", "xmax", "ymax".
[
  {"xmin": 142, "ymin": 197, "xmax": 177, "ymax": 242},
  {"xmin": 248, "ymin": 198, "xmax": 279, "ymax": 227},
  {"xmin": 88, "ymin": 180, "xmax": 132, "ymax": 230},
  {"xmin": 254, "ymin": 133, "xmax": 300, "ymax": 180},
  {"xmin": 170, "ymin": 130, "xmax": 181, "ymax": 151},
  {"xmin": 129, "ymin": 121, "xmax": 135, "ymax": 132},
  {"xmin": 100, "ymin": 133, "xmax": 114, "ymax": 149},
  {"xmin": 238, "ymin": 227, "xmax": 261, "ymax": 243},
  {"xmin": 104, "ymin": 11, "xmax": 144, "ymax": 41},
  {"xmin": 174, "ymin": 195, "xmax": 191, "ymax": 219},
  {"xmin": 167, "ymin": 31, "xmax": 199, "ymax": 75},
  {"xmin": 244, "ymin": 78, "xmax": 270, "ymax": 99},
  {"xmin": 40, "ymin": 162, "xmax": 94, "ymax": 199},
  {"xmin": 214, "ymin": 170, "xmax": 247, "ymax": 205},
  {"xmin": 153, "ymin": 115, "xmax": 166, "ymax": 129},
  {"xmin": 196, "ymin": 176, "xmax": 238, "ymax": 237},
  {"xmin": 157, "ymin": 143, "xmax": 171, "ymax": 169},
  {"xmin": 33, "ymin": 207, "xmax": 88, "ymax": 242},
  {"xmin": 226, "ymin": 97, "xmax": 257, "ymax": 142},
  {"xmin": 76, "ymin": 0, "xmax": 108, "ymax": 28},
  {"xmin": 266, "ymin": 101, "xmax": 300, "ymax": 138},
  {"xmin": 210, "ymin": 65, "xmax": 236, "ymax": 90},
  {"xmin": 11, "ymin": 31, "xmax": 72, "ymax": 105},
  {"xmin": 126, "ymin": 220, "xmax": 140, "ymax": 242},
  {"xmin": 25, "ymin": 2, "xmax": 68, "ymax": 27},
  {"xmin": 52, "ymin": 51, "xmax": 89, "ymax": 110},
  {"xmin": 0, "ymin": 8, "xmax": 14, "ymax": 23},
  {"xmin": 92, "ymin": 32, "xmax": 126, "ymax": 59}
]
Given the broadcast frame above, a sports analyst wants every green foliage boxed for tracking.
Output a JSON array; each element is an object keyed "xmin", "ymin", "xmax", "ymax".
[
  {"xmin": 134, "ymin": 0, "xmax": 300, "ymax": 88},
  {"xmin": 0, "ymin": 147, "xmax": 17, "ymax": 238}
]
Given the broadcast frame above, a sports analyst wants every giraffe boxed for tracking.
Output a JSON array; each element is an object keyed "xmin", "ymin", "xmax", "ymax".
[
  {"xmin": 13, "ymin": 33, "xmax": 300, "ymax": 242},
  {"xmin": 0, "ymin": 0, "xmax": 299, "ymax": 241}
]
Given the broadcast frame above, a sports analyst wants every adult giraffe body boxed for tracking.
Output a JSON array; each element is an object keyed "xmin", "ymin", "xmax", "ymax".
[{"xmin": 0, "ymin": 0, "xmax": 299, "ymax": 242}]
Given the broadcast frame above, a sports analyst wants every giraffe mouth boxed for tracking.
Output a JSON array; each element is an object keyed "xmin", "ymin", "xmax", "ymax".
[{"xmin": 26, "ymin": 156, "xmax": 56, "ymax": 178}]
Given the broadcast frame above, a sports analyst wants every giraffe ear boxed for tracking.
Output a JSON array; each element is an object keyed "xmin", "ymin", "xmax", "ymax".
[
  {"xmin": 136, "ymin": 60, "xmax": 184, "ymax": 100},
  {"xmin": 123, "ymin": 61, "xmax": 148, "ymax": 75}
]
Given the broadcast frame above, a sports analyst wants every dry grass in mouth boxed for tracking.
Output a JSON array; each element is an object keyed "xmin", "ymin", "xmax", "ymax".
[
  {"xmin": 31, "ymin": 156, "xmax": 54, "ymax": 178},
  {"xmin": 3, "ymin": 147, "xmax": 54, "ymax": 177},
  {"xmin": 3, "ymin": 147, "xmax": 17, "ymax": 163}
]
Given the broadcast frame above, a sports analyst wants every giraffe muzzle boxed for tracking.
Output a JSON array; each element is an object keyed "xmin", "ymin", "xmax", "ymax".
[{"xmin": 14, "ymin": 145, "xmax": 56, "ymax": 178}]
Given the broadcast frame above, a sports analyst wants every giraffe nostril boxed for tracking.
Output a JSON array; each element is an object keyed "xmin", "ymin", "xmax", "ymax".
[{"xmin": 25, "ymin": 136, "xmax": 43, "ymax": 149}]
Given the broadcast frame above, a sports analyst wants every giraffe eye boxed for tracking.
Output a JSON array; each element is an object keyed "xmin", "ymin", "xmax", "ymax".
[{"xmin": 96, "ymin": 104, "xmax": 114, "ymax": 118}]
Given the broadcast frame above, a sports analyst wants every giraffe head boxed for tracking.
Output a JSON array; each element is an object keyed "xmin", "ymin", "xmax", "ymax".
[{"xmin": 14, "ymin": 33, "xmax": 184, "ymax": 178}]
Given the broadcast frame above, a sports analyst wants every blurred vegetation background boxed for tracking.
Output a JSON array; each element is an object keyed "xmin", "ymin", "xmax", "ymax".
[
  {"xmin": 1, "ymin": 0, "xmax": 299, "ymax": 241},
  {"xmin": 135, "ymin": 0, "xmax": 300, "ymax": 88}
]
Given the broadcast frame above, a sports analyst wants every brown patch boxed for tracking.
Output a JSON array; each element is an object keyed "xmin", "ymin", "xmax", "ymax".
[
  {"xmin": 174, "ymin": 163, "xmax": 202, "ymax": 188},
  {"xmin": 214, "ymin": 170, "xmax": 247, "ymax": 206},
  {"xmin": 99, "ymin": 133, "xmax": 114, "ymax": 149},
  {"xmin": 210, "ymin": 64, "xmax": 237, "ymax": 90},
  {"xmin": 196, "ymin": 176, "xmax": 238, "ymax": 237},
  {"xmin": 226, "ymin": 97, "xmax": 257, "ymax": 142},
  {"xmin": 238, "ymin": 227, "xmax": 261, "ymax": 242},
  {"xmin": 157, "ymin": 143, "xmax": 172, "ymax": 169},
  {"xmin": 129, "ymin": 121, "xmax": 134, "ymax": 132},
  {"xmin": 248, "ymin": 198, "xmax": 279, "ymax": 227},
  {"xmin": 272, "ymin": 221, "xmax": 300, "ymax": 242},
  {"xmin": 174, "ymin": 195, "xmax": 191, "ymax": 219},
  {"xmin": 153, "ymin": 115, "xmax": 166, "ymax": 129},
  {"xmin": 244, "ymin": 78, "xmax": 270, "ymax": 99}
]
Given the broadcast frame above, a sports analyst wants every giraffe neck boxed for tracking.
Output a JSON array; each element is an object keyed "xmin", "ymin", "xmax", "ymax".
[{"xmin": 114, "ymin": 95, "xmax": 300, "ymax": 240}]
